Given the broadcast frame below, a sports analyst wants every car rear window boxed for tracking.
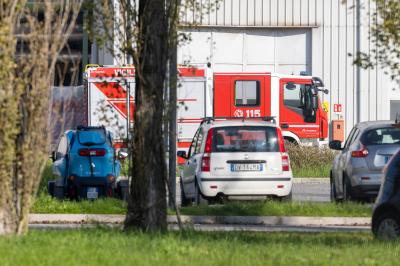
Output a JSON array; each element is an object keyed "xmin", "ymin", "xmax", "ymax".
[
  {"xmin": 212, "ymin": 126, "xmax": 279, "ymax": 152},
  {"xmin": 363, "ymin": 127, "xmax": 400, "ymax": 145},
  {"xmin": 77, "ymin": 129, "xmax": 107, "ymax": 146}
]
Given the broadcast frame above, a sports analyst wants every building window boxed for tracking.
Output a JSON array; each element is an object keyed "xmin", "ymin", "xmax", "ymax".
[{"xmin": 235, "ymin": 81, "xmax": 260, "ymax": 106}]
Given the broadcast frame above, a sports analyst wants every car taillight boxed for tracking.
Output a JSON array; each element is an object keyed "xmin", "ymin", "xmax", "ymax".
[
  {"xmin": 276, "ymin": 128, "xmax": 286, "ymax": 152},
  {"xmin": 201, "ymin": 154, "xmax": 211, "ymax": 172},
  {"xmin": 281, "ymin": 153, "xmax": 290, "ymax": 171},
  {"xmin": 78, "ymin": 148, "xmax": 106, "ymax": 156},
  {"xmin": 201, "ymin": 129, "xmax": 213, "ymax": 172},
  {"xmin": 351, "ymin": 145, "xmax": 369, "ymax": 158}
]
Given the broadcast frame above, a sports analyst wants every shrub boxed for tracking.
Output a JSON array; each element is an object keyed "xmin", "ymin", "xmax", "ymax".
[{"xmin": 286, "ymin": 143, "xmax": 337, "ymax": 177}]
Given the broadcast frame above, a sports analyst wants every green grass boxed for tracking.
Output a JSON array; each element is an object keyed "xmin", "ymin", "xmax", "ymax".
[
  {"xmin": 292, "ymin": 165, "xmax": 331, "ymax": 178},
  {"xmin": 178, "ymin": 200, "xmax": 372, "ymax": 217},
  {"xmin": 0, "ymin": 229, "xmax": 397, "ymax": 266},
  {"xmin": 32, "ymin": 194, "xmax": 372, "ymax": 217},
  {"xmin": 32, "ymin": 194, "xmax": 126, "ymax": 214}
]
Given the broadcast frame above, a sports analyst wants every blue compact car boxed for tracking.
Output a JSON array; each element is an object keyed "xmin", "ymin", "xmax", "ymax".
[{"xmin": 48, "ymin": 126, "xmax": 128, "ymax": 200}]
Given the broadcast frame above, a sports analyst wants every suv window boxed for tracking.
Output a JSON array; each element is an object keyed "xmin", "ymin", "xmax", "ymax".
[
  {"xmin": 188, "ymin": 129, "xmax": 200, "ymax": 157},
  {"xmin": 363, "ymin": 127, "xmax": 400, "ymax": 145},
  {"xmin": 235, "ymin": 81, "xmax": 260, "ymax": 106},
  {"xmin": 56, "ymin": 135, "xmax": 68, "ymax": 158},
  {"xmin": 212, "ymin": 126, "xmax": 279, "ymax": 152},
  {"xmin": 78, "ymin": 129, "xmax": 107, "ymax": 146},
  {"xmin": 194, "ymin": 130, "xmax": 204, "ymax": 154},
  {"xmin": 344, "ymin": 127, "xmax": 357, "ymax": 149}
]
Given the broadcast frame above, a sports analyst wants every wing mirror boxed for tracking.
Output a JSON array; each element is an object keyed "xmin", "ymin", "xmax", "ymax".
[
  {"xmin": 329, "ymin": 140, "xmax": 343, "ymax": 151},
  {"xmin": 177, "ymin": 150, "xmax": 188, "ymax": 159},
  {"xmin": 50, "ymin": 151, "xmax": 57, "ymax": 162},
  {"xmin": 311, "ymin": 95, "xmax": 318, "ymax": 110},
  {"xmin": 118, "ymin": 150, "xmax": 129, "ymax": 160}
]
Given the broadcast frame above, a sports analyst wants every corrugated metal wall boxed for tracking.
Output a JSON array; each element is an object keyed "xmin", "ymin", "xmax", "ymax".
[
  {"xmin": 182, "ymin": 0, "xmax": 319, "ymax": 27},
  {"xmin": 179, "ymin": 0, "xmax": 394, "ymax": 137}
]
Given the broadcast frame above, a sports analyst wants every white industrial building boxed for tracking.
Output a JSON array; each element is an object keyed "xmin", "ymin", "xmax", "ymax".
[{"xmin": 93, "ymin": 0, "xmax": 399, "ymax": 138}]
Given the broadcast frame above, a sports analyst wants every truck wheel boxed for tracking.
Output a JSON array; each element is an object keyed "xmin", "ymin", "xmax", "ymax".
[{"xmin": 48, "ymin": 181, "xmax": 55, "ymax": 197}]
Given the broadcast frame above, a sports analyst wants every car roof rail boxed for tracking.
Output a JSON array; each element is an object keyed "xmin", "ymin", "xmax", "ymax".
[
  {"xmin": 77, "ymin": 125, "xmax": 106, "ymax": 131},
  {"xmin": 200, "ymin": 117, "xmax": 215, "ymax": 125}
]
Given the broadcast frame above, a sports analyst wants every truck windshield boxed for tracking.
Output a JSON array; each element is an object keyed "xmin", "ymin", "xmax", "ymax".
[
  {"xmin": 212, "ymin": 126, "xmax": 279, "ymax": 152},
  {"xmin": 77, "ymin": 129, "xmax": 107, "ymax": 146}
]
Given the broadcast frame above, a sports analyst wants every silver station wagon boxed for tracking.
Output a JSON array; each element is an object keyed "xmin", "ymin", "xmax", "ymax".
[{"xmin": 329, "ymin": 121, "xmax": 400, "ymax": 201}]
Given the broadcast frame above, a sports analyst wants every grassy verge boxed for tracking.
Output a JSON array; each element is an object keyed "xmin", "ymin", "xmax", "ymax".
[
  {"xmin": 0, "ymin": 229, "xmax": 397, "ymax": 266},
  {"xmin": 177, "ymin": 201, "xmax": 372, "ymax": 217},
  {"xmin": 32, "ymin": 194, "xmax": 372, "ymax": 217},
  {"xmin": 32, "ymin": 194, "xmax": 126, "ymax": 214}
]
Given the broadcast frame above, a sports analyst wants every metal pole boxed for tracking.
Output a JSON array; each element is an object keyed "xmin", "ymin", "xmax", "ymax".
[{"xmin": 126, "ymin": 82, "xmax": 130, "ymax": 140}]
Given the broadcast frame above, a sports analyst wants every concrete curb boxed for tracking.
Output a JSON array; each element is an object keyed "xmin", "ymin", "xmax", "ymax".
[{"xmin": 29, "ymin": 214, "xmax": 370, "ymax": 226}]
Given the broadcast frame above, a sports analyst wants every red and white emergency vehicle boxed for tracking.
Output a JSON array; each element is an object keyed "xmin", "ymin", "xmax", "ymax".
[{"xmin": 84, "ymin": 65, "xmax": 328, "ymax": 159}]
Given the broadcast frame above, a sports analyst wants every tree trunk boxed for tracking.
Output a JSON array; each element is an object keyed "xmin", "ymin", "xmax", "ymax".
[{"xmin": 124, "ymin": 0, "xmax": 168, "ymax": 231}]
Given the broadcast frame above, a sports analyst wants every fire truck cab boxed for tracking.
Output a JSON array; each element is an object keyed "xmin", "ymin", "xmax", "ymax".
[{"xmin": 213, "ymin": 72, "xmax": 328, "ymax": 145}]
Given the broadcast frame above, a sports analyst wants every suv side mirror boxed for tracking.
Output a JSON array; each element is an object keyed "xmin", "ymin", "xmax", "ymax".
[
  {"xmin": 50, "ymin": 151, "xmax": 57, "ymax": 162},
  {"xmin": 177, "ymin": 150, "xmax": 187, "ymax": 159},
  {"xmin": 118, "ymin": 151, "xmax": 129, "ymax": 160},
  {"xmin": 329, "ymin": 140, "xmax": 343, "ymax": 150}
]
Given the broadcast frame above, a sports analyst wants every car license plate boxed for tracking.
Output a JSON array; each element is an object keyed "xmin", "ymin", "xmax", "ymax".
[
  {"xmin": 87, "ymin": 187, "xmax": 98, "ymax": 199},
  {"xmin": 231, "ymin": 164, "xmax": 263, "ymax": 172}
]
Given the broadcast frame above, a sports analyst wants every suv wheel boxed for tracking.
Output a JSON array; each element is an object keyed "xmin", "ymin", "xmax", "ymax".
[
  {"xmin": 374, "ymin": 212, "xmax": 400, "ymax": 240},
  {"xmin": 343, "ymin": 176, "xmax": 353, "ymax": 201},
  {"xmin": 194, "ymin": 179, "xmax": 207, "ymax": 206},
  {"xmin": 180, "ymin": 178, "xmax": 190, "ymax": 207},
  {"xmin": 279, "ymin": 191, "xmax": 292, "ymax": 202},
  {"xmin": 330, "ymin": 172, "xmax": 338, "ymax": 202}
]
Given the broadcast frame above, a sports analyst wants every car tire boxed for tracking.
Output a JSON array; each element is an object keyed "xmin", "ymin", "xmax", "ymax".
[
  {"xmin": 373, "ymin": 212, "xmax": 400, "ymax": 240},
  {"xmin": 118, "ymin": 180, "xmax": 129, "ymax": 201},
  {"xmin": 54, "ymin": 185, "xmax": 64, "ymax": 200},
  {"xmin": 330, "ymin": 173, "xmax": 338, "ymax": 202},
  {"xmin": 180, "ymin": 178, "xmax": 190, "ymax": 207},
  {"xmin": 194, "ymin": 179, "xmax": 207, "ymax": 206},
  {"xmin": 279, "ymin": 191, "xmax": 292, "ymax": 202},
  {"xmin": 343, "ymin": 175, "xmax": 354, "ymax": 201},
  {"xmin": 48, "ymin": 181, "xmax": 55, "ymax": 197}
]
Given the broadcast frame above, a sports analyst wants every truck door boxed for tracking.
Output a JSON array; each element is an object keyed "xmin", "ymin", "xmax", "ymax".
[
  {"xmin": 279, "ymin": 78, "xmax": 320, "ymax": 139},
  {"xmin": 214, "ymin": 74, "xmax": 271, "ymax": 118}
]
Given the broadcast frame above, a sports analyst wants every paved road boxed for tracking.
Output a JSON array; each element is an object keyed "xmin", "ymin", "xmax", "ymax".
[
  {"xmin": 292, "ymin": 178, "xmax": 330, "ymax": 202},
  {"xmin": 175, "ymin": 178, "xmax": 330, "ymax": 205}
]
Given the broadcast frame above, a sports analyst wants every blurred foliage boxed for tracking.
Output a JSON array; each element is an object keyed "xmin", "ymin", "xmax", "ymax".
[{"xmin": 352, "ymin": 0, "xmax": 400, "ymax": 83}]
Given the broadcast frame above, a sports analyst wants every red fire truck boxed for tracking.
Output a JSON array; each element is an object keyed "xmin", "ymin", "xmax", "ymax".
[{"xmin": 84, "ymin": 65, "xmax": 328, "ymax": 159}]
